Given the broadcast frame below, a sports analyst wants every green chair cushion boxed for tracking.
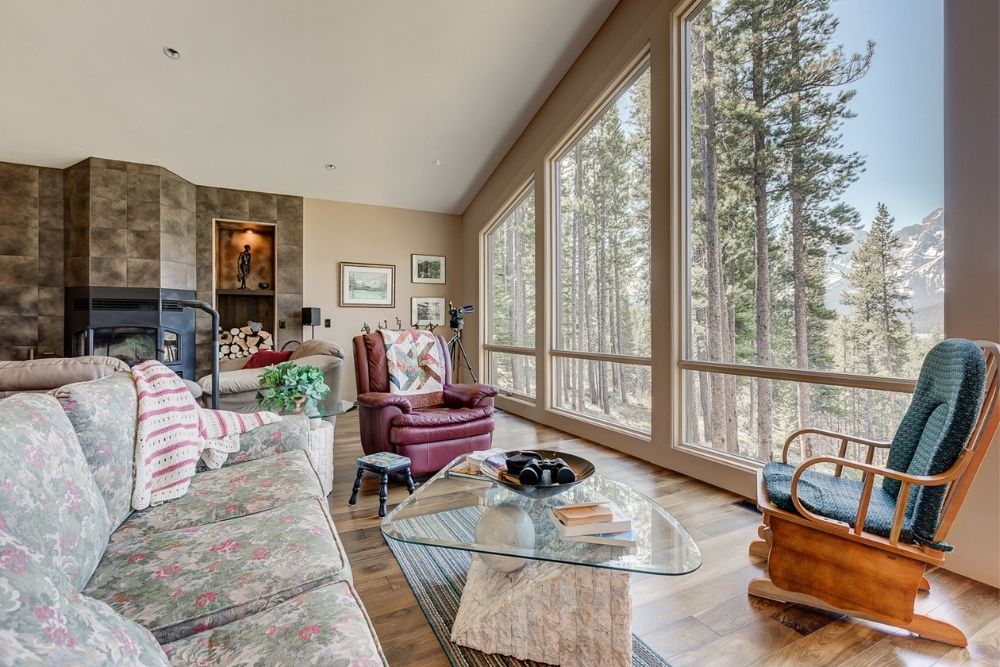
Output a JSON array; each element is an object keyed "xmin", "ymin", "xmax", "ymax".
[
  {"xmin": 762, "ymin": 462, "xmax": 909, "ymax": 541},
  {"xmin": 883, "ymin": 339, "xmax": 985, "ymax": 544}
]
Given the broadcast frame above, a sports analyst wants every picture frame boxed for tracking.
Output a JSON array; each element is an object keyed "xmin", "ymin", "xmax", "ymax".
[
  {"xmin": 411, "ymin": 296, "xmax": 446, "ymax": 326},
  {"xmin": 412, "ymin": 254, "xmax": 446, "ymax": 284},
  {"xmin": 340, "ymin": 262, "xmax": 395, "ymax": 308}
]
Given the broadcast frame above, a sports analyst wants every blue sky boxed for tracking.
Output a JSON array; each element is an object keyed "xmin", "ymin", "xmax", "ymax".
[{"xmin": 832, "ymin": 0, "xmax": 944, "ymax": 229}]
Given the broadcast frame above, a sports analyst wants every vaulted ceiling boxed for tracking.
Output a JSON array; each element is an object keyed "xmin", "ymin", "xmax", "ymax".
[{"xmin": 0, "ymin": 1, "xmax": 616, "ymax": 213}]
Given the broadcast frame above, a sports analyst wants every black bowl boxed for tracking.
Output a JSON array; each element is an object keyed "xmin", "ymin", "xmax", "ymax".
[{"xmin": 481, "ymin": 449, "xmax": 596, "ymax": 499}]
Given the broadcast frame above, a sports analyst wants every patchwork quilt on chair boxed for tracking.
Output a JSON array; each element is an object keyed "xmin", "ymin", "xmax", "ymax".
[{"xmin": 380, "ymin": 329, "xmax": 445, "ymax": 395}]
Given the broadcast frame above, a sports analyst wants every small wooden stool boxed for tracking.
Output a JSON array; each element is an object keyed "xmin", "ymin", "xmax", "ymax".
[{"xmin": 349, "ymin": 452, "xmax": 415, "ymax": 517}]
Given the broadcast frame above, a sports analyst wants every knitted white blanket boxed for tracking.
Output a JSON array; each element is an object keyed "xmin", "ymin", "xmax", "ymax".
[{"xmin": 130, "ymin": 360, "xmax": 280, "ymax": 510}]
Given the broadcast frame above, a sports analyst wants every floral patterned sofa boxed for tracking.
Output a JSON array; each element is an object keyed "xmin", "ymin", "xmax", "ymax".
[{"xmin": 0, "ymin": 372, "xmax": 387, "ymax": 665}]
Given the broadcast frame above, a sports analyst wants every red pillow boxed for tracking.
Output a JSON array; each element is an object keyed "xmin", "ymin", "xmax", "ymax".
[{"xmin": 243, "ymin": 350, "xmax": 293, "ymax": 369}]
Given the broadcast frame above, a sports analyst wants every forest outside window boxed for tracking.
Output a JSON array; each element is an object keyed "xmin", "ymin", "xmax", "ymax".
[
  {"xmin": 553, "ymin": 61, "xmax": 651, "ymax": 434},
  {"xmin": 484, "ymin": 186, "xmax": 536, "ymax": 399},
  {"xmin": 680, "ymin": 0, "xmax": 943, "ymax": 463}
]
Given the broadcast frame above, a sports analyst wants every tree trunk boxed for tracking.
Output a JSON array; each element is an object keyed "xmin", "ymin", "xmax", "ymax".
[
  {"xmin": 698, "ymin": 26, "xmax": 730, "ymax": 453},
  {"xmin": 751, "ymin": 16, "xmax": 773, "ymax": 461},
  {"xmin": 723, "ymin": 301, "xmax": 739, "ymax": 453},
  {"xmin": 686, "ymin": 370, "xmax": 700, "ymax": 441},
  {"xmin": 789, "ymin": 90, "xmax": 812, "ymax": 457},
  {"xmin": 698, "ymin": 370, "xmax": 713, "ymax": 445}
]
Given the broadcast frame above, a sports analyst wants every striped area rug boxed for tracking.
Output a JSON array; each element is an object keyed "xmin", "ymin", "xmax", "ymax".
[{"xmin": 386, "ymin": 536, "xmax": 670, "ymax": 666}]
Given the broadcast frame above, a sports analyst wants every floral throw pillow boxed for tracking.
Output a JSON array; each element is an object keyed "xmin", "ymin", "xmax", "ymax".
[{"xmin": 0, "ymin": 531, "xmax": 169, "ymax": 666}]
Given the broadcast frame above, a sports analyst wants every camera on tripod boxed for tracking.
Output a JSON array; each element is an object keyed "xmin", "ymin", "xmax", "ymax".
[
  {"xmin": 446, "ymin": 302, "xmax": 477, "ymax": 382},
  {"xmin": 449, "ymin": 302, "xmax": 475, "ymax": 331}
]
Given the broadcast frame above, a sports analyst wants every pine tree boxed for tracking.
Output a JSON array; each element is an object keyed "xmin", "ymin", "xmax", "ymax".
[
  {"xmin": 842, "ymin": 203, "xmax": 913, "ymax": 376},
  {"xmin": 778, "ymin": 0, "xmax": 872, "ymax": 454}
]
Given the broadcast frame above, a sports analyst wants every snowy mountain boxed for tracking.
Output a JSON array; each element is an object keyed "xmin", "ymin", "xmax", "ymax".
[{"xmin": 826, "ymin": 208, "xmax": 945, "ymax": 334}]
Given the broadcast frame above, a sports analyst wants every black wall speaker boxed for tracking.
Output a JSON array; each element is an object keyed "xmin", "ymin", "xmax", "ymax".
[{"xmin": 302, "ymin": 307, "xmax": 321, "ymax": 326}]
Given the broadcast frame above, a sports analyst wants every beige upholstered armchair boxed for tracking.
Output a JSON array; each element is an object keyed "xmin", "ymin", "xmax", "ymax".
[{"xmin": 197, "ymin": 339, "xmax": 345, "ymax": 413}]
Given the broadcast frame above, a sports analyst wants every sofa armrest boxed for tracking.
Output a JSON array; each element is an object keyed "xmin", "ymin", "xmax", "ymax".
[
  {"xmin": 443, "ymin": 383, "xmax": 499, "ymax": 409},
  {"xmin": 357, "ymin": 392, "xmax": 413, "ymax": 412},
  {"xmin": 225, "ymin": 414, "xmax": 311, "ymax": 467}
]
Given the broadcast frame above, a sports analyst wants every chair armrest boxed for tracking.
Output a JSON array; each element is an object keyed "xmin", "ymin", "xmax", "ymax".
[
  {"xmin": 357, "ymin": 392, "xmax": 413, "ymax": 413},
  {"xmin": 781, "ymin": 427, "xmax": 891, "ymax": 468},
  {"xmin": 443, "ymin": 383, "xmax": 499, "ymax": 409},
  {"xmin": 789, "ymin": 455, "xmax": 961, "ymax": 545}
]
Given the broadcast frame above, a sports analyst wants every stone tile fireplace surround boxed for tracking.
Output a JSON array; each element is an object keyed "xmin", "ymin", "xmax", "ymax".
[{"xmin": 0, "ymin": 158, "xmax": 303, "ymax": 377}]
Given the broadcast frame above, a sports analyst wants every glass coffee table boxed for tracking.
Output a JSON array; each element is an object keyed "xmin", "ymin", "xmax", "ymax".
[{"xmin": 382, "ymin": 455, "xmax": 702, "ymax": 666}]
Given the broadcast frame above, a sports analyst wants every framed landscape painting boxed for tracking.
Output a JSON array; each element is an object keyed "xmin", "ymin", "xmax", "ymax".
[
  {"xmin": 411, "ymin": 297, "xmax": 446, "ymax": 326},
  {"xmin": 412, "ymin": 254, "xmax": 446, "ymax": 284},
  {"xmin": 340, "ymin": 262, "xmax": 395, "ymax": 307}
]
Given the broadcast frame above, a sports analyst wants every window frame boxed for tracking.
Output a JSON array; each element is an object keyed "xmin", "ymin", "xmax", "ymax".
[
  {"xmin": 482, "ymin": 178, "xmax": 538, "ymax": 404},
  {"xmin": 671, "ymin": 0, "xmax": 922, "ymax": 470},
  {"xmin": 546, "ymin": 50, "xmax": 654, "ymax": 438}
]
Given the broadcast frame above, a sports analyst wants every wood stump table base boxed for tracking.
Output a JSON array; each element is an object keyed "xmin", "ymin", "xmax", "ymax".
[{"xmin": 451, "ymin": 556, "xmax": 632, "ymax": 666}]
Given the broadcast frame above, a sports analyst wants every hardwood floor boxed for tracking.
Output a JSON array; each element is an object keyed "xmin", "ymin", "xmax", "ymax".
[{"xmin": 328, "ymin": 410, "xmax": 999, "ymax": 666}]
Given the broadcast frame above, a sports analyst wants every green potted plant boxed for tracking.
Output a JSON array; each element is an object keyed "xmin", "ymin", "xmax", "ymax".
[{"xmin": 256, "ymin": 362, "xmax": 331, "ymax": 414}]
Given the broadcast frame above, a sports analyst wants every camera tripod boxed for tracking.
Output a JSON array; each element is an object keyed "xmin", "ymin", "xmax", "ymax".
[{"xmin": 447, "ymin": 329, "xmax": 478, "ymax": 383}]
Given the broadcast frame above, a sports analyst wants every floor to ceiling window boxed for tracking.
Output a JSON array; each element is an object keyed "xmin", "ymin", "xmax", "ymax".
[
  {"xmin": 552, "ymin": 60, "xmax": 652, "ymax": 434},
  {"xmin": 484, "ymin": 184, "xmax": 536, "ymax": 399},
  {"xmin": 679, "ymin": 0, "xmax": 943, "ymax": 464}
]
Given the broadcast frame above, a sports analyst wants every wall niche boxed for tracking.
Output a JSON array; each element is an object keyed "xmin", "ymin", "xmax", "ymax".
[{"xmin": 214, "ymin": 219, "xmax": 276, "ymax": 336}]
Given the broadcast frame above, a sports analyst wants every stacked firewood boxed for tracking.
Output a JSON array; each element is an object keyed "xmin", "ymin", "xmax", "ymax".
[{"xmin": 218, "ymin": 326, "xmax": 274, "ymax": 359}]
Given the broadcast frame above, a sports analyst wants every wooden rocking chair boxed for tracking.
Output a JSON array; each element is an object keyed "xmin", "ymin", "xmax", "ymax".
[{"xmin": 749, "ymin": 339, "xmax": 1000, "ymax": 647}]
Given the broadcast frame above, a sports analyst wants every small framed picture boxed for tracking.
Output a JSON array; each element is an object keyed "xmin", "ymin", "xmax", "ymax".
[
  {"xmin": 411, "ymin": 297, "xmax": 446, "ymax": 326},
  {"xmin": 412, "ymin": 254, "xmax": 446, "ymax": 284},
  {"xmin": 340, "ymin": 262, "xmax": 395, "ymax": 308}
]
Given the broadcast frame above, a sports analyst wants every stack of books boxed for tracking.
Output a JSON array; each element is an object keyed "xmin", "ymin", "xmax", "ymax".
[
  {"xmin": 448, "ymin": 448, "xmax": 506, "ymax": 477},
  {"xmin": 548, "ymin": 502, "xmax": 635, "ymax": 546}
]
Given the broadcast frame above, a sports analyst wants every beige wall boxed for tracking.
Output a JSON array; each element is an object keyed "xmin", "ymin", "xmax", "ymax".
[
  {"xmin": 303, "ymin": 198, "xmax": 463, "ymax": 399},
  {"xmin": 939, "ymin": 0, "xmax": 999, "ymax": 587},
  {"xmin": 461, "ymin": 0, "xmax": 1000, "ymax": 585}
]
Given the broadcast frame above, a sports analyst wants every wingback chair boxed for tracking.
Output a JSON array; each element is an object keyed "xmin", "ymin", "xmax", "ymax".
[
  {"xmin": 749, "ymin": 338, "xmax": 1000, "ymax": 647},
  {"xmin": 353, "ymin": 333, "xmax": 497, "ymax": 475}
]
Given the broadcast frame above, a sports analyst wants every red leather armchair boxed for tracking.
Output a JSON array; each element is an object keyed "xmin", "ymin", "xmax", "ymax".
[{"xmin": 353, "ymin": 333, "xmax": 498, "ymax": 475}]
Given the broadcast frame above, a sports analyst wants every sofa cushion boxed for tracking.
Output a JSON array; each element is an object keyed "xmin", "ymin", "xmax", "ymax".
[
  {"xmin": 162, "ymin": 581, "xmax": 386, "ymax": 666},
  {"xmin": 198, "ymin": 366, "xmax": 263, "ymax": 396},
  {"xmin": 0, "ymin": 393, "xmax": 111, "ymax": 590},
  {"xmin": 84, "ymin": 498, "xmax": 349, "ymax": 643},
  {"xmin": 763, "ymin": 462, "xmax": 911, "ymax": 541},
  {"xmin": 289, "ymin": 338, "xmax": 344, "ymax": 361},
  {"xmin": 0, "ymin": 531, "xmax": 168, "ymax": 666},
  {"xmin": 225, "ymin": 415, "xmax": 310, "ymax": 466},
  {"xmin": 0, "ymin": 356, "xmax": 128, "ymax": 398},
  {"xmin": 111, "ymin": 451, "xmax": 323, "ymax": 542},
  {"xmin": 55, "ymin": 372, "xmax": 138, "ymax": 530}
]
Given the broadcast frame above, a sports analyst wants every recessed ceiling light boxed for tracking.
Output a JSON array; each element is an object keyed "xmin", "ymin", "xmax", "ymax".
[
  {"xmin": 324, "ymin": 163, "xmax": 337, "ymax": 171},
  {"xmin": 432, "ymin": 159, "xmax": 443, "ymax": 166},
  {"xmin": 162, "ymin": 47, "xmax": 181, "ymax": 60}
]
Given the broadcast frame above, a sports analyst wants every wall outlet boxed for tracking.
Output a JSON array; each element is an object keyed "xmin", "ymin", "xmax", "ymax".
[
  {"xmin": 324, "ymin": 319, "xmax": 331, "ymax": 328},
  {"xmin": 278, "ymin": 320, "xmax": 286, "ymax": 329}
]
